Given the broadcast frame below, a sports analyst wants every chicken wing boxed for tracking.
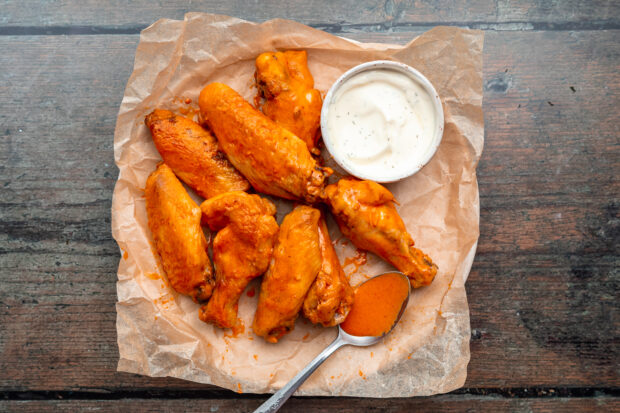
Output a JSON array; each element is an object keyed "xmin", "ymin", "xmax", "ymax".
[
  {"xmin": 145, "ymin": 162, "xmax": 214, "ymax": 302},
  {"xmin": 145, "ymin": 109, "xmax": 250, "ymax": 199},
  {"xmin": 198, "ymin": 191, "xmax": 279, "ymax": 331},
  {"xmin": 255, "ymin": 51, "xmax": 322, "ymax": 154},
  {"xmin": 324, "ymin": 178, "xmax": 438, "ymax": 288},
  {"xmin": 252, "ymin": 206, "xmax": 322, "ymax": 343},
  {"xmin": 198, "ymin": 82, "xmax": 332, "ymax": 203},
  {"xmin": 302, "ymin": 212, "xmax": 354, "ymax": 327}
]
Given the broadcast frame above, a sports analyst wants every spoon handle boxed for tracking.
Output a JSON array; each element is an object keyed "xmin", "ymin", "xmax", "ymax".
[{"xmin": 253, "ymin": 335, "xmax": 347, "ymax": 413}]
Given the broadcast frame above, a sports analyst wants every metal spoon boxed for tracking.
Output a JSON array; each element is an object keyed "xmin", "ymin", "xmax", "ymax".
[{"xmin": 253, "ymin": 271, "xmax": 411, "ymax": 413}]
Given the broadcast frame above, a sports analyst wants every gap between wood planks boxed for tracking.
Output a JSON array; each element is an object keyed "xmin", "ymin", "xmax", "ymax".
[
  {"xmin": 0, "ymin": 19, "xmax": 619, "ymax": 36},
  {"xmin": 2, "ymin": 388, "xmax": 619, "ymax": 401}
]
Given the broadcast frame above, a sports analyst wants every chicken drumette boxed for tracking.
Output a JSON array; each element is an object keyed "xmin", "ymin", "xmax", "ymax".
[
  {"xmin": 324, "ymin": 178, "xmax": 438, "ymax": 288},
  {"xmin": 145, "ymin": 163, "xmax": 214, "ymax": 302},
  {"xmin": 302, "ymin": 212, "xmax": 354, "ymax": 327},
  {"xmin": 199, "ymin": 191, "xmax": 279, "ymax": 331}
]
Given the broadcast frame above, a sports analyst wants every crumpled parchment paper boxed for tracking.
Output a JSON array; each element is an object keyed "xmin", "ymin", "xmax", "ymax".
[{"xmin": 111, "ymin": 13, "xmax": 483, "ymax": 397}]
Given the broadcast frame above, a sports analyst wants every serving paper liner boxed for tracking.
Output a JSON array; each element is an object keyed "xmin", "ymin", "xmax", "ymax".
[{"xmin": 112, "ymin": 13, "xmax": 483, "ymax": 397}]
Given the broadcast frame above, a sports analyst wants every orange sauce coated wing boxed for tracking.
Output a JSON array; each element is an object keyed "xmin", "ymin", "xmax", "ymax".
[
  {"xmin": 340, "ymin": 272, "xmax": 409, "ymax": 337},
  {"xmin": 199, "ymin": 82, "xmax": 331, "ymax": 203},
  {"xmin": 302, "ymin": 212, "xmax": 354, "ymax": 327},
  {"xmin": 325, "ymin": 178, "xmax": 438, "ymax": 288},
  {"xmin": 255, "ymin": 51, "xmax": 323, "ymax": 153},
  {"xmin": 145, "ymin": 109, "xmax": 249, "ymax": 199},
  {"xmin": 252, "ymin": 206, "xmax": 322, "ymax": 343},
  {"xmin": 198, "ymin": 192, "xmax": 279, "ymax": 331},
  {"xmin": 145, "ymin": 163, "xmax": 214, "ymax": 302}
]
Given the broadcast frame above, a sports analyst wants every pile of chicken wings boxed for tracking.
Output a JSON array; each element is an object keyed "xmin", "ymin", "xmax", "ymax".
[{"xmin": 144, "ymin": 51, "xmax": 437, "ymax": 343}]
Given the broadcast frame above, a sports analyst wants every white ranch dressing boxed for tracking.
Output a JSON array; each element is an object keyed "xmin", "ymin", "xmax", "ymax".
[{"xmin": 325, "ymin": 69, "xmax": 437, "ymax": 180}]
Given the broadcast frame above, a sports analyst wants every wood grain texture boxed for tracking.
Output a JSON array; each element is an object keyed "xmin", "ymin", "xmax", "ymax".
[
  {"xmin": 1, "ymin": 396, "xmax": 619, "ymax": 413},
  {"xmin": 470, "ymin": 28, "xmax": 620, "ymax": 388},
  {"xmin": 2, "ymin": 0, "xmax": 619, "ymax": 32},
  {"xmin": 1, "ymin": 29, "xmax": 618, "ymax": 397}
]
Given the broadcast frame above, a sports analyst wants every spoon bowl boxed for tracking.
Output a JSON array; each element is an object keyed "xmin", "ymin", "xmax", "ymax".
[{"xmin": 254, "ymin": 272, "xmax": 411, "ymax": 413}]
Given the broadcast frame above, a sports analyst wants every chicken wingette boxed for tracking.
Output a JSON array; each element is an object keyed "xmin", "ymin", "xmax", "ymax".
[
  {"xmin": 324, "ymin": 178, "xmax": 438, "ymax": 288},
  {"xmin": 255, "ymin": 51, "xmax": 322, "ymax": 154},
  {"xmin": 198, "ymin": 192, "xmax": 279, "ymax": 331},
  {"xmin": 252, "ymin": 206, "xmax": 322, "ymax": 343},
  {"xmin": 145, "ymin": 109, "xmax": 250, "ymax": 199},
  {"xmin": 199, "ymin": 82, "xmax": 332, "ymax": 203},
  {"xmin": 145, "ymin": 163, "xmax": 214, "ymax": 302},
  {"xmin": 302, "ymin": 212, "xmax": 354, "ymax": 327}
]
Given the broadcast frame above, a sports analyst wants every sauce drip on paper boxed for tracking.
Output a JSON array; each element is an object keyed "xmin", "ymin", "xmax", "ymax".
[{"xmin": 343, "ymin": 248, "xmax": 367, "ymax": 276}]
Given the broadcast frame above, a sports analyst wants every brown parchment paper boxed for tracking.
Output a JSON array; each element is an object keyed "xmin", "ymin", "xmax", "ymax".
[{"xmin": 111, "ymin": 13, "xmax": 483, "ymax": 397}]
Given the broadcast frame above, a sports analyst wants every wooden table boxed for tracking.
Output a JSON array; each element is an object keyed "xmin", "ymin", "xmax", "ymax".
[{"xmin": 1, "ymin": 1, "xmax": 618, "ymax": 412}]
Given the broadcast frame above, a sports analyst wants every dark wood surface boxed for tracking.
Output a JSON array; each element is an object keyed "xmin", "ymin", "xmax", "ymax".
[
  {"xmin": 1, "ymin": 1, "xmax": 618, "ymax": 412},
  {"xmin": 2, "ymin": 397, "xmax": 619, "ymax": 413}
]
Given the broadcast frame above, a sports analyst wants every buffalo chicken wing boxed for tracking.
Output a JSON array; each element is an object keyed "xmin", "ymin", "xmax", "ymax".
[
  {"xmin": 198, "ymin": 192, "xmax": 279, "ymax": 331},
  {"xmin": 324, "ymin": 178, "xmax": 438, "ymax": 288},
  {"xmin": 255, "ymin": 51, "xmax": 322, "ymax": 154},
  {"xmin": 302, "ymin": 212, "xmax": 354, "ymax": 327},
  {"xmin": 145, "ymin": 109, "xmax": 250, "ymax": 199},
  {"xmin": 199, "ymin": 82, "xmax": 331, "ymax": 203},
  {"xmin": 252, "ymin": 206, "xmax": 322, "ymax": 343},
  {"xmin": 145, "ymin": 163, "xmax": 214, "ymax": 302}
]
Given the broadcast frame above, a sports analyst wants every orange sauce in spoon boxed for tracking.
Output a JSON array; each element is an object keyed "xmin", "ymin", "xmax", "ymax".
[{"xmin": 340, "ymin": 272, "xmax": 409, "ymax": 337}]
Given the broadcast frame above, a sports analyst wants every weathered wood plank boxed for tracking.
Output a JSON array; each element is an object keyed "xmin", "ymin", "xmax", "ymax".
[
  {"xmin": 469, "ymin": 27, "xmax": 620, "ymax": 389},
  {"xmin": 1, "ymin": 1, "xmax": 619, "ymax": 31},
  {"xmin": 0, "ymin": 29, "xmax": 618, "ymax": 394},
  {"xmin": 1, "ymin": 396, "xmax": 618, "ymax": 413}
]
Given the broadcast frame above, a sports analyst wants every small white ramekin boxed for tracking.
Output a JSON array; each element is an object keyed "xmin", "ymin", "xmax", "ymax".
[{"xmin": 320, "ymin": 60, "xmax": 444, "ymax": 183}]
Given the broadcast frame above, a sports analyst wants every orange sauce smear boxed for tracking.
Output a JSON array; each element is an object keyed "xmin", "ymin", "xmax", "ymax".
[
  {"xmin": 178, "ymin": 105, "xmax": 200, "ymax": 120},
  {"xmin": 224, "ymin": 321, "xmax": 245, "ymax": 338},
  {"xmin": 340, "ymin": 272, "xmax": 409, "ymax": 337},
  {"xmin": 145, "ymin": 272, "xmax": 160, "ymax": 280},
  {"xmin": 343, "ymin": 249, "xmax": 367, "ymax": 276},
  {"xmin": 168, "ymin": 96, "xmax": 200, "ymax": 120}
]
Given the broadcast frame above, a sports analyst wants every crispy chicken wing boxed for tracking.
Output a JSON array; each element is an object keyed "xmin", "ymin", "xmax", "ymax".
[
  {"xmin": 145, "ymin": 163, "xmax": 214, "ymax": 302},
  {"xmin": 302, "ymin": 212, "xmax": 354, "ymax": 327},
  {"xmin": 198, "ymin": 191, "xmax": 279, "ymax": 331},
  {"xmin": 145, "ymin": 109, "xmax": 250, "ymax": 199},
  {"xmin": 324, "ymin": 178, "xmax": 438, "ymax": 288},
  {"xmin": 252, "ymin": 206, "xmax": 322, "ymax": 343},
  {"xmin": 255, "ymin": 51, "xmax": 322, "ymax": 154},
  {"xmin": 198, "ymin": 82, "xmax": 332, "ymax": 203}
]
